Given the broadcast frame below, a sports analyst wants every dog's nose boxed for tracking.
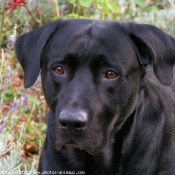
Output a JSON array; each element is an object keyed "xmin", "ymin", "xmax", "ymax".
[{"xmin": 59, "ymin": 110, "xmax": 88, "ymax": 133}]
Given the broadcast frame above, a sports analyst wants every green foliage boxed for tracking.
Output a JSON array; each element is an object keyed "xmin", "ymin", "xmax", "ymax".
[
  {"xmin": 70, "ymin": 0, "xmax": 93, "ymax": 8},
  {"xmin": 67, "ymin": 0, "xmax": 120, "ymax": 19},
  {"xmin": 0, "ymin": 134, "xmax": 22, "ymax": 174},
  {"xmin": 28, "ymin": 97, "xmax": 41, "ymax": 106},
  {"xmin": 80, "ymin": 0, "xmax": 92, "ymax": 7},
  {"xmin": 0, "ymin": 122, "xmax": 37, "ymax": 174},
  {"xmin": 96, "ymin": 0, "xmax": 120, "ymax": 14},
  {"xmin": 135, "ymin": 0, "xmax": 145, "ymax": 7},
  {"xmin": 3, "ymin": 90, "xmax": 15, "ymax": 101}
]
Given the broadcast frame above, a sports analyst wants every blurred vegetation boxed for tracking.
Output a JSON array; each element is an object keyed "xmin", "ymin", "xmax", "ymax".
[{"xmin": 1, "ymin": 0, "xmax": 175, "ymax": 174}]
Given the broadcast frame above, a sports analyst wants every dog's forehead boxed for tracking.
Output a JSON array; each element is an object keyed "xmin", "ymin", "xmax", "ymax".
[{"xmin": 45, "ymin": 20, "xmax": 137, "ymax": 67}]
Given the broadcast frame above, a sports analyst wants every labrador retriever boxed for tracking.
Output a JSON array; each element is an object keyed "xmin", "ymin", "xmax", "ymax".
[{"xmin": 15, "ymin": 19, "xmax": 175, "ymax": 175}]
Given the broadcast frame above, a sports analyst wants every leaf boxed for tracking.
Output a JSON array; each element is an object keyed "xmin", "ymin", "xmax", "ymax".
[
  {"xmin": 135, "ymin": 0, "xmax": 145, "ymax": 7},
  {"xmin": 106, "ymin": 2, "xmax": 120, "ymax": 13},
  {"xmin": 28, "ymin": 97, "xmax": 41, "ymax": 105},
  {"xmin": 68, "ymin": 0, "xmax": 77, "ymax": 4},
  {"xmin": 41, "ymin": 124, "xmax": 47, "ymax": 132},
  {"xmin": 145, "ymin": 5, "xmax": 159, "ymax": 12},
  {"xmin": 96, "ymin": 0, "xmax": 106, "ymax": 9},
  {"xmin": 78, "ymin": 0, "xmax": 93, "ymax": 8},
  {"xmin": 96, "ymin": 0, "xmax": 109, "ymax": 14},
  {"xmin": 4, "ymin": 91, "xmax": 15, "ymax": 101}
]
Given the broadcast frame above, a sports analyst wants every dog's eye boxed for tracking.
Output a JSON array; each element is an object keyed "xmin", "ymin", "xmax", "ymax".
[
  {"xmin": 105, "ymin": 70, "xmax": 118, "ymax": 79},
  {"xmin": 54, "ymin": 66, "xmax": 64, "ymax": 75}
]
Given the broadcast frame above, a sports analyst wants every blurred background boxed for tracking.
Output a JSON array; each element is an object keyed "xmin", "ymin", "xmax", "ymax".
[{"xmin": 1, "ymin": 0, "xmax": 175, "ymax": 174}]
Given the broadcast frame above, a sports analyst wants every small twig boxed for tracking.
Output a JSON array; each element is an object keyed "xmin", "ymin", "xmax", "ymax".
[{"xmin": 23, "ymin": 4, "xmax": 40, "ymax": 26}]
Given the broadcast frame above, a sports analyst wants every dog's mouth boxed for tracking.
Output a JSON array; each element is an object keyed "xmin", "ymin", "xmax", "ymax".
[
  {"xmin": 62, "ymin": 140, "xmax": 84, "ymax": 150},
  {"xmin": 54, "ymin": 138, "xmax": 101, "ymax": 155},
  {"xmin": 54, "ymin": 123, "xmax": 104, "ymax": 155}
]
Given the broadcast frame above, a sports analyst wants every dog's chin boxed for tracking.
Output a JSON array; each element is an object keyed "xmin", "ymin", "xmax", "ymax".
[{"xmin": 54, "ymin": 140, "xmax": 99, "ymax": 155}]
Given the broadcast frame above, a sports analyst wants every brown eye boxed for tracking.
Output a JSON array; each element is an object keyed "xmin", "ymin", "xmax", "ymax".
[
  {"xmin": 54, "ymin": 66, "xmax": 64, "ymax": 75},
  {"xmin": 106, "ymin": 70, "xmax": 118, "ymax": 79}
]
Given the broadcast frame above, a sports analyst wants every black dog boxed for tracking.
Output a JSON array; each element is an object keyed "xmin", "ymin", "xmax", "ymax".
[{"xmin": 15, "ymin": 19, "xmax": 175, "ymax": 175}]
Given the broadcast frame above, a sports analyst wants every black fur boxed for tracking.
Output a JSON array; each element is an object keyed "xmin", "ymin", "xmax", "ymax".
[{"xmin": 15, "ymin": 19, "xmax": 175, "ymax": 175}]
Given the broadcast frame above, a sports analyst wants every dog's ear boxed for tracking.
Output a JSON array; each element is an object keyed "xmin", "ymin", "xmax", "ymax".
[
  {"xmin": 15, "ymin": 19, "xmax": 63, "ymax": 88},
  {"xmin": 125, "ymin": 22, "xmax": 175, "ymax": 85}
]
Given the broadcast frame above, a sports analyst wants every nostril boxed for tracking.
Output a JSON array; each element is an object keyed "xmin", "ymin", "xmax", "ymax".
[
  {"xmin": 74, "ymin": 123, "xmax": 82, "ymax": 129},
  {"xmin": 73, "ymin": 123, "xmax": 85, "ymax": 133},
  {"xmin": 60, "ymin": 121, "xmax": 68, "ymax": 130}
]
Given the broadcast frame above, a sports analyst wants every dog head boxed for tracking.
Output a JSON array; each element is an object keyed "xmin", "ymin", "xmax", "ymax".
[{"xmin": 15, "ymin": 19, "xmax": 175, "ymax": 155}]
